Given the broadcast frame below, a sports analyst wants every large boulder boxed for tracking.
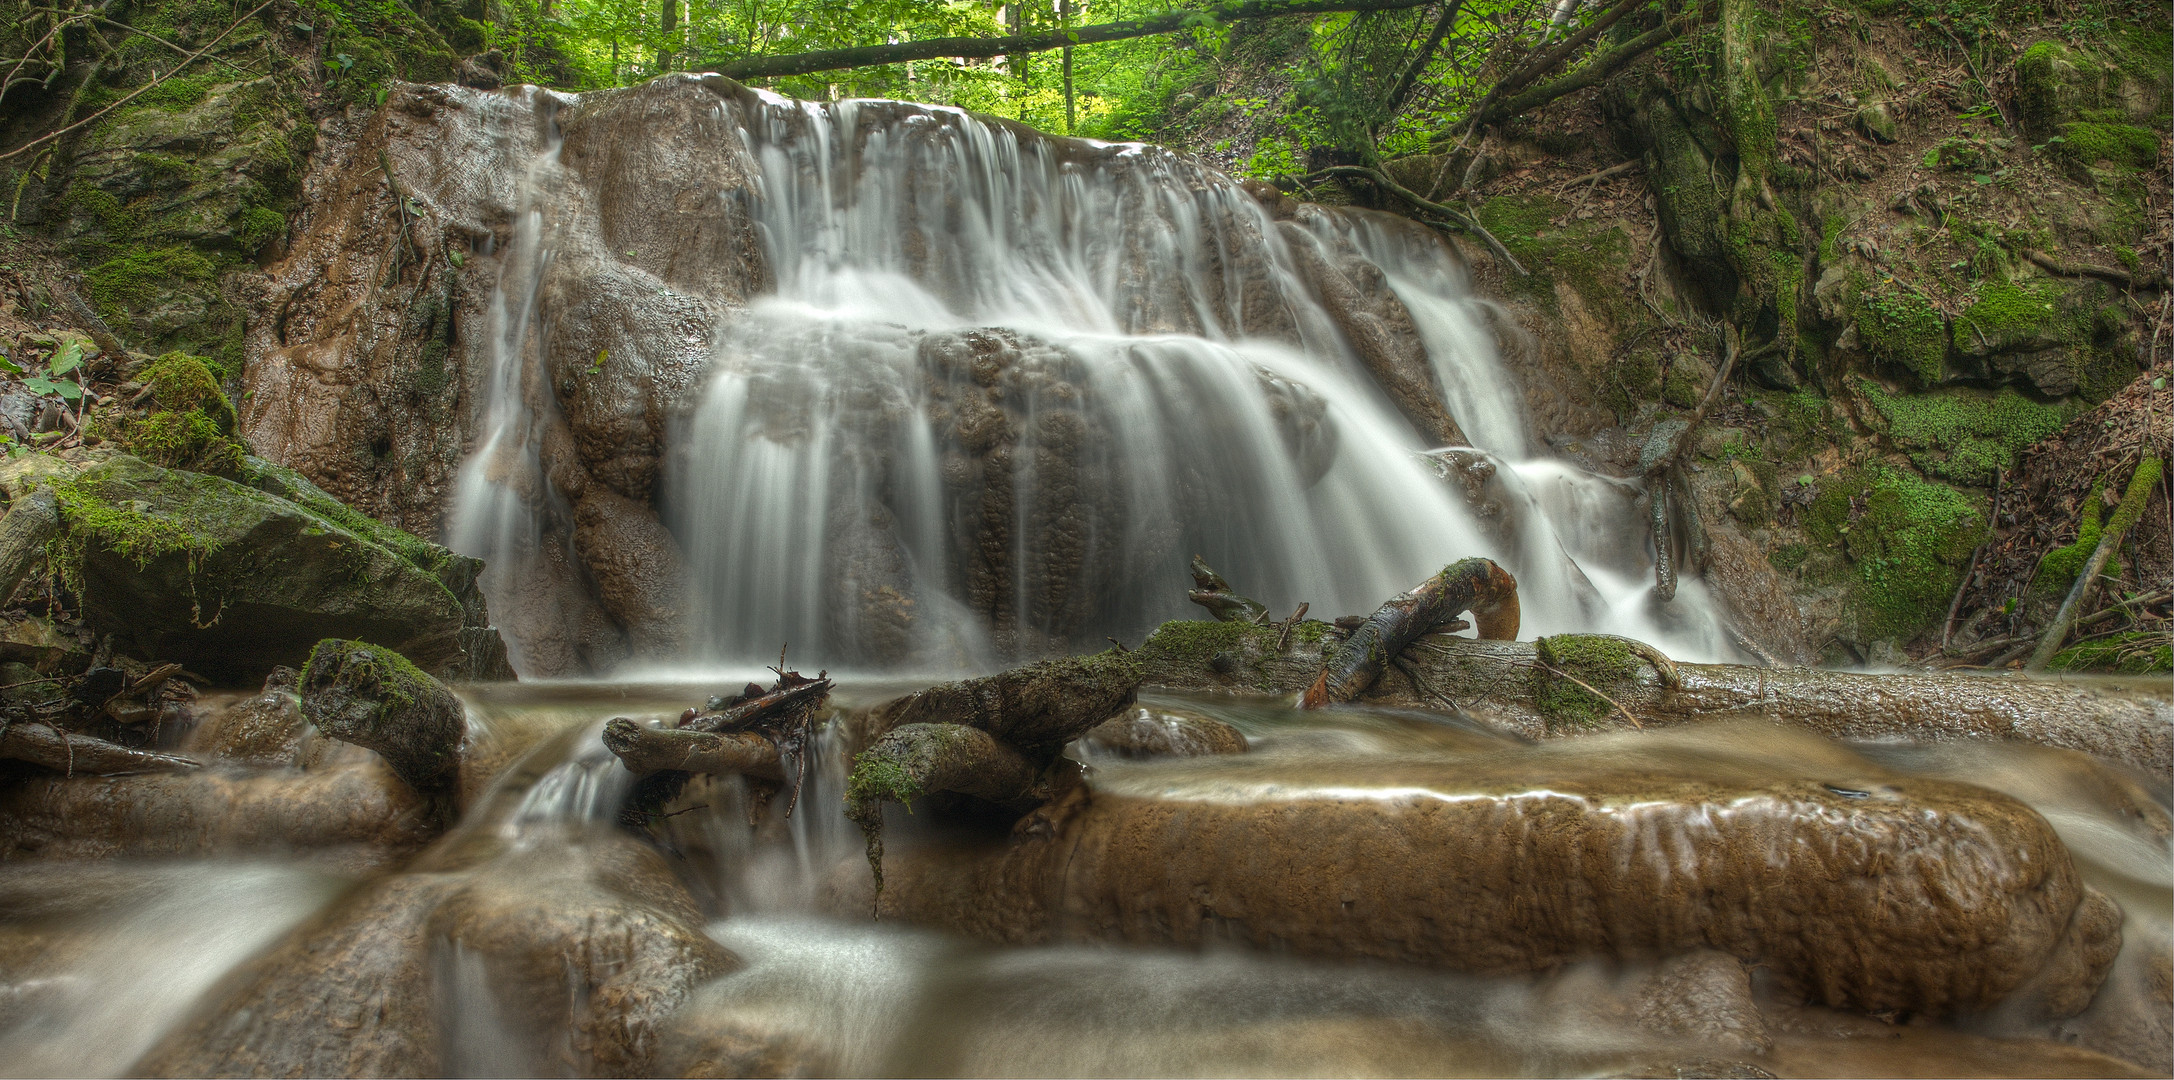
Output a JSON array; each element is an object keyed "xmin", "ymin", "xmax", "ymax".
[{"xmin": 41, "ymin": 452, "xmax": 501, "ymax": 682}]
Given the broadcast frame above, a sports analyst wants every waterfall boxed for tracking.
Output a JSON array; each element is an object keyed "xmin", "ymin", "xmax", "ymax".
[{"xmin": 454, "ymin": 79, "xmax": 1739, "ymax": 674}]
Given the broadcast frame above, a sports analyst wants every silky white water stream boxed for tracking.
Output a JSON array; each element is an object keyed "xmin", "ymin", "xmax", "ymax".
[{"xmin": 452, "ymin": 89, "xmax": 1738, "ymax": 673}]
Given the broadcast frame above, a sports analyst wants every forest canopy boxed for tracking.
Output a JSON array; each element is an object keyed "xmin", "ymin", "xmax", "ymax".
[{"xmin": 280, "ymin": 0, "xmax": 1697, "ymax": 170}]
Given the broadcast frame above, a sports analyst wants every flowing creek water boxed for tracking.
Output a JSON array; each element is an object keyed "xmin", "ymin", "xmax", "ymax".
[
  {"xmin": 1, "ymin": 81, "xmax": 2167, "ymax": 1078},
  {"xmin": 0, "ymin": 679, "xmax": 2165, "ymax": 1076}
]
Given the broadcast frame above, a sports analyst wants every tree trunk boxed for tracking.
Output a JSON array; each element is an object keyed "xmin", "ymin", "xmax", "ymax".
[
  {"xmin": 0, "ymin": 717, "xmax": 199, "ymax": 774},
  {"xmin": 2027, "ymin": 455, "xmax": 2164, "ymax": 671},
  {"xmin": 1302, "ymin": 557, "xmax": 1520, "ymax": 707},
  {"xmin": 715, "ymin": 0, "xmax": 1434, "ymax": 80},
  {"xmin": 660, "ymin": 0, "xmax": 678, "ymax": 72}
]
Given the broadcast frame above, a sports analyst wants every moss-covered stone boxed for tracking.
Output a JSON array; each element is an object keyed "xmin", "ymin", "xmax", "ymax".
[
  {"xmin": 1803, "ymin": 464, "xmax": 1987, "ymax": 642},
  {"xmin": 299, "ymin": 638, "xmax": 466, "ymax": 791},
  {"xmin": 2053, "ymin": 121, "xmax": 2159, "ymax": 170},
  {"xmin": 1854, "ymin": 280, "xmax": 1949, "ymax": 387},
  {"xmin": 48, "ymin": 453, "xmax": 469, "ymax": 682},
  {"xmin": 99, "ymin": 352, "xmax": 249, "ymax": 476},
  {"xmin": 1856, "ymin": 380, "xmax": 2079, "ymax": 487}
]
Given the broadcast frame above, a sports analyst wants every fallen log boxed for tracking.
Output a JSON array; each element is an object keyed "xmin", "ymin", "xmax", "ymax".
[
  {"xmin": 602, "ymin": 718, "xmax": 784, "ymax": 780},
  {"xmin": 0, "ymin": 715, "xmax": 199, "ymax": 774},
  {"xmin": 2026, "ymin": 454, "xmax": 2163, "ymax": 672},
  {"xmin": 846, "ymin": 651, "xmax": 1142, "ymax": 899},
  {"xmin": 1302, "ymin": 557, "xmax": 1520, "ymax": 707},
  {"xmin": 299, "ymin": 639, "xmax": 466, "ymax": 793},
  {"xmin": 1185, "ymin": 555, "xmax": 1268, "ymax": 624},
  {"xmin": 1137, "ymin": 625, "xmax": 2174, "ymax": 779}
]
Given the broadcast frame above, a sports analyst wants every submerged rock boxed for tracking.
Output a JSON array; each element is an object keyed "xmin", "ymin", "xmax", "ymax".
[
  {"xmin": 300, "ymin": 639, "xmax": 467, "ymax": 793},
  {"xmin": 1078, "ymin": 707, "xmax": 1249, "ymax": 759},
  {"xmin": 853, "ymin": 724, "xmax": 2122, "ymax": 1020}
]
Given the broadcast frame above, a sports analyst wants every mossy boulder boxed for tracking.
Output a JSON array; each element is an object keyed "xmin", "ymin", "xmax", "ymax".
[
  {"xmin": 1802, "ymin": 464, "xmax": 1988, "ymax": 643},
  {"xmin": 299, "ymin": 638, "xmax": 467, "ymax": 792},
  {"xmin": 44, "ymin": 453, "xmax": 475, "ymax": 682},
  {"xmin": 2016, "ymin": 41, "xmax": 2116, "ymax": 143},
  {"xmin": 97, "ymin": 352, "xmax": 249, "ymax": 476}
]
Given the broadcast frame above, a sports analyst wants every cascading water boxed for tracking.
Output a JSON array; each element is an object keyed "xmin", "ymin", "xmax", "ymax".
[{"xmin": 452, "ymin": 85, "xmax": 1738, "ymax": 674}]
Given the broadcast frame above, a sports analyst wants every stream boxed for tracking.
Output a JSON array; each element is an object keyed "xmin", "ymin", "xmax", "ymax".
[{"xmin": 0, "ymin": 678, "xmax": 2164, "ymax": 1077}]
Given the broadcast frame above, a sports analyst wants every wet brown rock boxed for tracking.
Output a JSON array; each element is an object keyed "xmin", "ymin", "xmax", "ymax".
[
  {"xmin": 242, "ymin": 83, "xmax": 555, "ymax": 539},
  {"xmin": 1079, "ymin": 707, "xmax": 1249, "ymax": 758},
  {"xmin": 0, "ymin": 750, "xmax": 438, "ymax": 870},
  {"xmin": 571, "ymin": 486, "xmax": 688, "ymax": 655},
  {"xmin": 1281, "ymin": 215, "xmax": 1464, "ymax": 447},
  {"xmin": 858, "ymin": 725, "xmax": 2120, "ymax": 1019},
  {"xmin": 188, "ymin": 676, "xmax": 306, "ymax": 767},
  {"xmin": 135, "ymin": 830, "xmax": 734, "ymax": 1078}
]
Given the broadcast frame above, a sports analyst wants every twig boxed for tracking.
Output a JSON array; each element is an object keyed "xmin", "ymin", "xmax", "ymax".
[
  {"xmin": 0, "ymin": 0, "xmax": 277, "ymax": 164},
  {"xmin": 0, "ymin": 13, "xmax": 84, "ymax": 110}
]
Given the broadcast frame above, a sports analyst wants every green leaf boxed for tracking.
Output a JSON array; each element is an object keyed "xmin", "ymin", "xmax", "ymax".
[
  {"xmin": 47, "ymin": 341, "xmax": 83, "ymax": 376},
  {"xmin": 23, "ymin": 375, "xmax": 55, "ymax": 397},
  {"xmin": 52, "ymin": 380, "xmax": 81, "ymax": 402},
  {"xmin": 1972, "ymin": 173, "xmax": 1991, "ymax": 185},
  {"xmin": 0, "ymin": 354, "xmax": 23, "ymax": 377}
]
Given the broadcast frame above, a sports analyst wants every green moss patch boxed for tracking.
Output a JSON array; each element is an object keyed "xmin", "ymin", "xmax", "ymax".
[
  {"xmin": 1857, "ymin": 380, "xmax": 2078, "ymax": 486},
  {"xmin": 1804, "ymin": 465, "xmax": 1987, "ymax": 642},
  {"xmin": 1531, "ymin": 634, "xmax": 1639, "ymax": 727},
  {"xmin": 2054, "ymin": 122, "xmax": 2159, "ymax": 170},
  {"xmin": 45, "ymin": 470, "xmax": 222, "ymax": 594},
  {"xmin": 84, "ymin": 247, "xmax": 217, "ymax": 317},
  {"xmin": 1855, "ymin": 281, "xmax": 1948, "ymax": 386},
  {"xmin": 2049, "ymin": 630, "xmax": 2173, "ymax": 675}
]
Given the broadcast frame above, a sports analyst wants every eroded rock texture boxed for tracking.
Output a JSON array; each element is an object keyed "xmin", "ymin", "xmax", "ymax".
[{"xmin": 851, "ymin": 726, "xmax": 2121, "ymax": 1021}]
